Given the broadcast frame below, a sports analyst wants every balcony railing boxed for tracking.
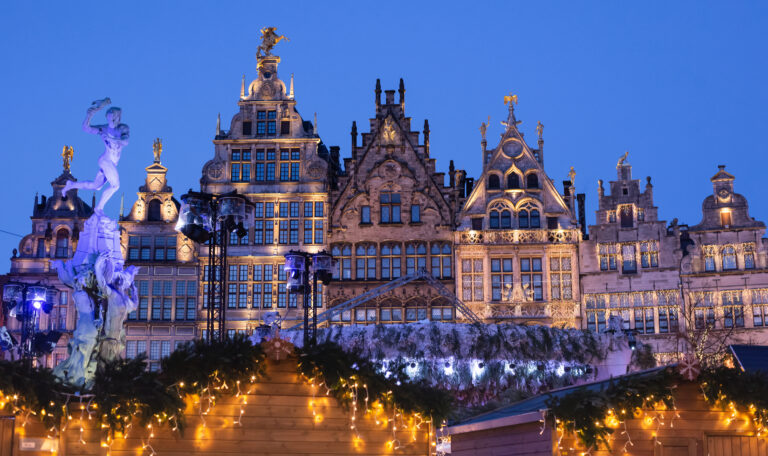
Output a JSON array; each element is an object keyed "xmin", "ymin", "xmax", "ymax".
[{"xmin": 458, "ymin": 229, "xmax": 578, "ymax": 245}]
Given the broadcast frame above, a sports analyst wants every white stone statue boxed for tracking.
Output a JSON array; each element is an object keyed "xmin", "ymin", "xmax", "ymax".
[
  {"xmin": 63, "ymin": 98, "xmax": 129, "ymax": 216},
  {"xmin": 94, "ymin": 253, "xmax": 138, "ymax": 362}
]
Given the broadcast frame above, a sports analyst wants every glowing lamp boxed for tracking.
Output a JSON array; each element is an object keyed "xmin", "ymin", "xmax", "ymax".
[
  {"xmin": 284, "ymin": 252, "xmax": 307, "ymax": 292},
  {"xmin": 176, "ymin": 193, "xmax": 213, "ymax": 243}
]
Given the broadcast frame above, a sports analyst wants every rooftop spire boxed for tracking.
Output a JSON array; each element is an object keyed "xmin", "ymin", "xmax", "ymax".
[
  {"xmin": 240, "ymin": 74, "xmax": 246, "ymax": 99},
  {"xmin": 289, "ymin": 73, "xmax": 294, "ymax": 99},
  {"xmin": 399, "ymin": 78, "xmax": 405, "ymax": 108},
  {"xmin": 313, "ymin": 112, "xmax": 318, "ymax": 135},
  {"xmin": 375, "ymin": 78, "xmax": 381, "ymax": 108},
  {"xmin": 216, "ymin": 113, "xmax": 221, "ymax": 136}
]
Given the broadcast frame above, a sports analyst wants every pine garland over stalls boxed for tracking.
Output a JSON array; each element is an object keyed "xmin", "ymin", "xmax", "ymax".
[{"xmin": 700, "ymin": 367, "xmax": 768, "ymax": 435}]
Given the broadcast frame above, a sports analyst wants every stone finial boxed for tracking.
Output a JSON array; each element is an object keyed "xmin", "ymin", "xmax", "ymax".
[
  {"xmin": 240, "ymin": 74, "xmax": 246, "ymax": 99},
  {"xmin": 313, "ymin": 112, "xmax": 318, "ymax": 135},
  {"xmin": 375, "ymin": 78, "xmax": 381, "ymax": 107},
  {"xmin": 289, "ymin": 73, "xmax": 295, "ymax": 99},
  {"xmin": 399, "ymin": 78, "xmax": 405, "ymax": 107}
]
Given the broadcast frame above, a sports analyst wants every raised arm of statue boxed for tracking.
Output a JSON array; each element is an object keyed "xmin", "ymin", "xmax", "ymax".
[{"xmin": 82, "ymin": 98, "xmax": 111, "ymax": 135}]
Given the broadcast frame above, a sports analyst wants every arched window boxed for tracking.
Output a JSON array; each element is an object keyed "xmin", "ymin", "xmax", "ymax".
[
  {"xmin": 519, "ymin": 210, "xmax": 529, "ymax": 228},
  {"xmin": 332, "ymin": 244, "xmax": 352, "ymax": 280},
  {"xmin": 406, "ymin": 242, "xmax": 427, "ymax": 274},
  {"xmin": 530, "ymin": 209, "xmax": 540, "ymax": 228},
  {"xmin": 526, "ymin": 173, "xmax": 539, "ymax": 189},
  {"xmin": 489, "ymin": 210, "xmax": 500, "ymax": 229},
  {"xmin": 55, "ymin": 229, "xmax": 69, "ymax": 258},
  {"xmin": 507, "ymin": 173, "xmax": 520, "ymax": 189},
  {"xmin": 488, "ymin": 175, "xmax": 500, "ymax": 190},
  {"xmin": 500, "ymin": 210, "xmax": 511, "ymax": 228},
  {"xmin": 381, "ymin": 243, "xmax": 402, "ymax": 280},
  {"xmin": 355, "ymin": 244, "xmax": 377, "ymax": 279},
  {"xmin": 148, "ymin": 199, "xmax": 163, "ymax": 222},
  {"xmin": 431, "ymin": 243, "xmax": 452, "ymax": 278},
  {"xmin": 722, "ymin": 246, "xmax": 737, "ymax": 270}
]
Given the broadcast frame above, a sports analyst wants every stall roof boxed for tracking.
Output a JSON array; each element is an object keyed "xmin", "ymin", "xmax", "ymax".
[{"xmin": 730, "ymin": 345, "xmax": 768, "ymax": 373}]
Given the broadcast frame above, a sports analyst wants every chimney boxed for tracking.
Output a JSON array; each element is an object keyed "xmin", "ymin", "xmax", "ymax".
[
  {"xmin": 384, "ymin": 90, "xmax": 395, "ymax": 105},
  {"xmin": 577, "ymin": 193, "xmax": 587, "ymax": 240},
  {"xmin": 449, "ymin": 160, "xmax": 456, "ymax": 188},
  {"xmin": 399, "ymin": 78, "xmax": 405, "ymax": 108},
  {"xmin": 375, "ymin": 79, "xmax": 381, "ymax": 108}
]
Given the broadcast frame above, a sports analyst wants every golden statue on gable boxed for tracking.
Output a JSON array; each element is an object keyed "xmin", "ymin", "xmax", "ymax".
[
  {"xmin": 153, "ymin": 138, "xmax": 162, "ymax": 163},
  {"xmin": 381, "ymin": 117, "xmax": 398, "ymax": 144},
  {"xmin": 62, "ymin": 145, "xmax": 74, "ymax": 172},
  {"xmin": 257, "ymin": 27, "xmax": 289, "ymax": 58}
]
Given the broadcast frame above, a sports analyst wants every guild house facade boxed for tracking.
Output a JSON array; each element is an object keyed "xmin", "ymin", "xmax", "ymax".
[{"xmin": 3, "ymin": 34, "xmax": 768, "ymax": 366}]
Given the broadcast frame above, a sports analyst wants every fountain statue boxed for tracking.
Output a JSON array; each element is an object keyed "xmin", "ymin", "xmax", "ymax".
[{"xmin": 52, "ymin": 99, "xmax": 137, "ymax": 389}]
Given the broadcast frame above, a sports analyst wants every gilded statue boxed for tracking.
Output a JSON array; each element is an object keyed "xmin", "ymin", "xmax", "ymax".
[
  {"xmin": 617, "ymin": 151, "xmax": 629, "ymax": 166},
  {"xmin": 536, "ymin": 121, "xmax": 544, "ymax": 140},
  {"xmin": 153, "ymin": 137, "xmax": 162, "ymax": 163},
  {"xmin": 62, "ymin": 145, "xmax": 74, "ymax": 172},
  {"xmin": 479, "ymin": 116, "xmax": 490, "ymax": 141},
  {"xmin": 256, "ymin": 27, "xmax": 289, "ymax": 58},
  {"xmin": 569, "ymin": 166, "xmax": 576, "ymax": 186},
  {"xmin": 503, "ymin": 93, "xmax": 518, "ymax": 106}
]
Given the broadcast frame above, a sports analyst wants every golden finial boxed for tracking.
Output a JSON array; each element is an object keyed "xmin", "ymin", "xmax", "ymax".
[
  {"xmin": 569, "ymin": 166, "xmax": 576, "ymax": 186},
  {"xmin": 62, "ymin": 145, "xmax": 74, "ymax": 172},
  {"xmin": 503, "ymin": 93, "xmax": 518, "ymax": 106},
  {"xmin": 536, "ymin": 121, "xmax": 544, "ymax": 140},
  {"xmin": 153, "ymin": 138, "xmax": 163, "ymax": 163}
]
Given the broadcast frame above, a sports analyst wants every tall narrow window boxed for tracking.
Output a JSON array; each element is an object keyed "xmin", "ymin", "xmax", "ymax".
[
  {"xmin": 332, "ymin": 244, "xmax": 352, "ymax": 280},
  {"xmin": 722, "ymin": 291, "xmax": 744, "ymax": 328},
  {"xmin": 720, "ymin": 210, "xmax": 732, "ymax": 227},
  {"xmin": 231, "ymin": 149, "xmax": 251, "ymax": 183},
  {"xmin": 380, "ymin": 192, "xmax": 401, "ymax": 223},
  {"xmin": 148, "ymin": 199, "xmax": 163, "ymax": 221},
  {"xmin": 489, "ymin": 210, "xmax": 500, "ymax": 229},
  {"xmin": 722, "ymin": 246, "xmax": 737, "ymax": 270},
  {"xmin": 640, "ymin": 241, "xmax": 659, "ymax": 268},
  {"xmin": 598, "ymin": 243, "xmax": 618, "ymax": 271},
  {"xmin": 621, "ymin": 244, "xmax": 637, "ymax": 274},
  {"xmin": 361, "ymin": 205, "xmax": 371, "ymax": 224},
  {"xmin": 620, "ymin": 205, "xmax": 633, "ymax": 228},
  {"xmin": 694, "ymin": 292, "xmax": 716, "ymax": 330},
  {"xmin": 752, "ymin": 289, "xmax": 768, "ymax": 327},
  {"xmin": 744, "ymin": 244, "xmax": 755, "ymax": 269},
  {"xmin": 507, "ymin": 173, "xmax": 520, "ymax": 189},
  {"xmin": 526, "ymin": 174, "xmax": 539, "ymax": 188},
  {"xmin": 410, "ymin": 204, "xmax": 421, "ymax": 223},
  {"xmin": 500, "ymin": 210, "xmax": 511, "ymax": 228},
  {"xmin": 406, "ymin": 243, "xmax": 427, "ymax": 275},
  {"xmin": 36, "ymin": 238, "xmax": 46, "ymax": 258},
  {"xmin": 549, "ymin": 255, "xmax": 572, "ymax": 300},
  {"xmin": 461, "ymin": 259, "xmax": 483, "ymax": 302},
  {"xmin": 490, "ymin": 258, "xmax": 513, "ymax": 301},
  {"xmin": 703, "ymin": 246, "xmax": 716, "ymax": 272},
  {"xmin": 585, "ymin": 295, "xmax": 607, "ymax": 332},
  {"xmin": 356, "ymin": 244, "xmax": 377, "ymax": 279},
  {"xmin": 242, "ymin": 121, "xmax": 252, "ymax": 136},
  {"xmin": 55, "ymin": 229, "xmax": 69, "ymax": 258},
  {"xmin": 381, "ymin": 244, "xmax": 402, "ymax": 280},
  {"xmin": 431, "ymin": 243, "xmax": 452, "ymax": 279},
  {"xmin": 520, "ymin": 257, "xmax": 543, "ymax": 301},
  {"xmin": 488, "ymin": 175, "xmax": 500, "ymax": 189}
]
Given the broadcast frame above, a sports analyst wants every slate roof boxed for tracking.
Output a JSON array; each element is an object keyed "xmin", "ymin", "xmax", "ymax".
[{"xmin": 730, "ymin": 345, "xmax": 768, "ymax": 373}]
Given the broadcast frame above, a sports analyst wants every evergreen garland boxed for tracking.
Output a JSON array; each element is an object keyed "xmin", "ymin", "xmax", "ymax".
[
  {"xmin": 699, "ymin": 366, "xmax": 768, "ymax": 432},
  {"xmin": 0, "ymin": 360, "xmax": 67, "ymax": 429},
  {"xmin": 545, "ymin": 367, "xmax": 678, "ymax": 450}
]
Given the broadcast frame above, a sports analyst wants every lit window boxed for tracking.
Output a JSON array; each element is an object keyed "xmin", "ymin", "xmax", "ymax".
[
  {"xmin": 722, "ymin": 246, "xmax": 737, "ymax": 270},
  {"xmin": 549, "ymin": 255, "xmax": 572, "ymax": 300},
  {"xmin": 520, "ymin": 257, "xmax": 543, "ymax": 301},
  {"xmin": 355, "ymin": 244, "xmax": 377, "ymax": 279},
  {"xmin": 406, "ymin": 243, "xmax": 427, "ymax": 275},
  {"xmin": 461, "ymin": 259, "xmax": 483, "ymax": 302},
  {"xmin": 640, "ymin": 241, "xmax": 659, "ymax": 268},
  {"xmin": 491, "ymin": 258, "xmax": 513, "ymax": 302},
  {"xmin": 381, "ymin": 244, "xmax": 402, "ymax": 280}
]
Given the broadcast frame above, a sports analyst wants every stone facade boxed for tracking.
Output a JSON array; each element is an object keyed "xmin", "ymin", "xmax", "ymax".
[
  {"xmin": 199, "ymin": 52, "xmax": 333, "ymax": 334},
  {"xmin": 1, "ymin": 161, "xmax": 93, "ymax": 367},
  {"xmin": 455, "ymin": 100, "xmax": 581, "ymax": 326},
  {"xmin": 678, "ymin": 166, "xmax": 768, "ymax": 355},
  {"xmin": 579, "ymin": 158, "xmax": 684, "ymax": 359},
  {"xmin": 119, "ymin": 143, "xmax": 198, "ymax": 371},
  {"xmin": 327, "ymin": 80, "xmax": 464, "ymax": 324}
]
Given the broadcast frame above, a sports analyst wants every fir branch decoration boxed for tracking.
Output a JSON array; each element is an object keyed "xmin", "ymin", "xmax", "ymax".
[
  {"xmin": 0, "ymin": 360, "xmax": 68, "ymax": 429},
  {"xmin": 700, "ymin": 366, "xmax": 768, "ymax": 433},
  {"xmin": 297, "ymin": 342, "xmax": 453, "ymax": 423},
  {"xmin": 546, "ymin": 367, "xmax": 678, "ymax": 450}
]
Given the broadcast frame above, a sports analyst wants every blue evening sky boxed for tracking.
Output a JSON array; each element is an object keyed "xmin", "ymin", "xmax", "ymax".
[{"xmin": 1, "ymin": 1, "xmax": 766, "ymax": 272}]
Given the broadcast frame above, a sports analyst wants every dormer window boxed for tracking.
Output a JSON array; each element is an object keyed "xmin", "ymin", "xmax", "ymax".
[
  {"xmin": 487, "ymin": 175, "xmax": 500, "ymax": 190},
  {"xmin": 526, "ymin": 174, "xmax": 539, "ymax": 189},
  {"xmin": 720, "ymin": 209, "xmax": 732, "ymax": 227},
  {"xmin": 507, "ymin": 174, "xmax": 520, "ymax": 189}
]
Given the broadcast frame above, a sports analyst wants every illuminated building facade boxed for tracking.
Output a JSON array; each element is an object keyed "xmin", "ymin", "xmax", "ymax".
[
  {"xmin": 198, "ymin": 51, "xmax": 334, "ymax": 334},
  {"xmin": 678, "ymin": 166, "xmax": 768, "ymax": 350},
  {"xmin": 1, "ymin": 157, "xmax": 93, "ymax": 366},
  {"xmin": 119, "ymin": 141, "xmax": 198, "ymax": 371},
  {"xmin": 327, "ymin": 80, "xmax": 465, "ymax": 324},
  {"xmin": 579, "ymin": 157, "xmax": 684, "ymax": 358},
  {"xmin": 454, "ymin": 100, "xmax": 582, "ymax": 326}
]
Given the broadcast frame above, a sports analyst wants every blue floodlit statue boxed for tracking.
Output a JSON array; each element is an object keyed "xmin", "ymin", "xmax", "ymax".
[{"xmin": 52, "ymin": 98, "xmax": 137, "ymax": 389}]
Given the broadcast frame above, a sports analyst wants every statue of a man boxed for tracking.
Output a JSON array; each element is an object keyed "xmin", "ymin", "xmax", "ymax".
[{"xmin": 63, "ymin": 98, "xmax": 129, "ymax": 216}]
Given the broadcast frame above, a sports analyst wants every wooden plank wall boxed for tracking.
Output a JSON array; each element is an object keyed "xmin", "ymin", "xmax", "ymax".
[
  {"xmin": 12, "ymin": 357, "xmax": 430, "ymax": 456},
  {"xmin": 0, "ymin": 417, "xmax": 13, "ymax": 456},
  {"xmin": 451, "ymin": 382, "xmax": 768, "ymax": 456}
]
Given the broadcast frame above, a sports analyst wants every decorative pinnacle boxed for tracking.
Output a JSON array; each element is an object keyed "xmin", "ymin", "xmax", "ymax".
[
  {"xmin": 536, "ymin": 121, "xmax": 544, "ymax": 141},
  {"xmin": 241, "ymin": 74, "xmax": 246, "ymax": 99},
  {"xmin": 61, "ymin": 145, "xmax": 74, "ymax": 172},
  {"xmin": 289, "ymin": 73, "xmax": 295, "ymax": 99},
  {"xmin": 152, "ymin": 138, "xmax": 162, "ymax": 163}
]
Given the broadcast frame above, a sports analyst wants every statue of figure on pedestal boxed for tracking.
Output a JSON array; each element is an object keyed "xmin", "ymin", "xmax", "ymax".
[
  {"xmin": 62, "ymin": 98, "xmax": 129, "ymax": 216},
  {"xmin": 256, "ymin": 27, "xmax": 289, "ymax": 58}
]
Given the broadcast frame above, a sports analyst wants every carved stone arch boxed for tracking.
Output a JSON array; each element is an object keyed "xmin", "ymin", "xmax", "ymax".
[
  {"xmin": 486, "ymin": 172, "xmax": 502, "ymax": 190},
  {"xmin": 524, "ymin": 169, "xmax": 540, "ymax": 189},
  {"xmin": 147, "ymin": 198, "xmax": 163, "ymax": 222},
  {"xmin": 516, "ymin": 199, "xmax": 542, "ymax": 229},
  {"xmin": 504, "ymin": 166, "xmax": 523, "ymax": 189},
  {"xmin": 488, "ymin": 198, "xmax": 514, "ymax": 229}
]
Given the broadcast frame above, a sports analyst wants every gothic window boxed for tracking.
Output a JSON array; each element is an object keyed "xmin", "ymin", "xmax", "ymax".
[
  {"xmin": 621, "ymin": 244, "xmax": 637, "ymax": 274},
  {"xmin": 549, "ymin": 255, "xmax": 572, "ymax": 300},
  {"xmin": 640, "ymin": 241, "xmax": 659, "ymax": 268},
  {"xmin": 722, "ymin": 291, "xmax": 745, "ymax": 328},
  {"xmin": 722, "ymin": 246, "xmax": 737, "ymax": 270},
  {"xmin": 752, "ymin": 290, "xmax": 768, "ymax": 327},
  {"xmin": 490, "ymin": 258, "xmax": 513, "ymax": 302},
  {"xmin": 431, "ymin": 243, "xmax": 452, "ymax": 278},
  {"xmin": 520, "ymin": 257, "xmax": 543, "ymax": 301},
  {"xmin": 54, "ymin": 229, "xmax": 69, "ymax": 258},
  {"xmin": 361, "ymin": 205, "xmax": 371, "ymax": 224},
  {"xmin": 356, "ymin": 244, "xmax": 377, "ymax": 279},
  {"xmin": 744, "ymin": 244, "xmax": 755, "ymax": 269},
  {"xmin": 500, "ymin": 210, "xmax": 511, "ymax": 228},
  {"xmin": 585, "ymin": 295, "xmax": 607, "ymax": 332},
  {"xmin": 231, "ymin": 148, "xmax": 251, "ymax": 183},
  {"xmin": 657, "ymin": 293, "xmax": 679, "ymax": 334},
  {"xmin": 461, "ymin": 259, "xmax": 483, "ymax": 302},
  {"xmin": 694, "ymin": 292, "xmax": 716, "ymax": 330},
  {"xmin": 331, "ymin": 244, "xmax": 352, "ymax": 280},
  {"xmin": 487, "ymin": 174, "xmax": 500, "ymax": 190},
  {"xmin": 405, "ymin": 299, "xmax": 428, "ymax": 321},
  {"xmin": 598, "ymin": 243, "xmax": 618, "ymax": 271},
  {"xmin": 148, "ymin": 199, "xmax": 163, "ymax": 222},
  {"xmin": 507, "ymin": 173, "xmax": 520, "ymax": 189},
  {"xmin": 633, "ymin": 292, "xmax": 656, "ymax": 334},
  {"xmin": 489, "ymin": 210, "xmax": 500, "ymax": 229},
  {"xmin": 380, "ymin": 192, "xmax": 401, "ymax": 223},
  {"xmin": 405, "ymin": 242, "xmax": 427, "ymax": 275},
  {"xmin": 620, "ymin": 205, "xmax": 633, "ymax": 228},
  {"xmin": 518, "ymin": 203, "xmax": 540, "ymax": 228},
  {"xmin": 526, "ymin": 173, "xmax": 539, "ymax": 189},
  {"xmin": 703, "ymin": 245, "xmax": 716, "ymax": 272},
  {"xmin": 381, "ymin": 244, "xmax": 402, "ymax": 280}
]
